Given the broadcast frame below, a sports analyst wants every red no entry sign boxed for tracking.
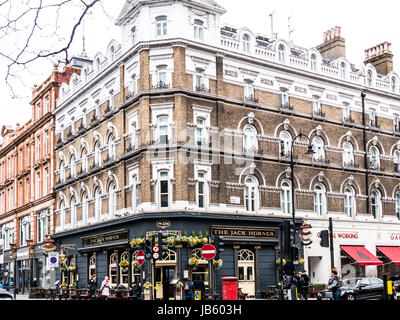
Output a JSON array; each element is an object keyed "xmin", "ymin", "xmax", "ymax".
[
  {"xmin": 137, "ymin": 250, "xmax": 145, "ymax": 266},
  {"xmin": 201, "ymin": 244, "xmax": 216, "ymax": 260}
]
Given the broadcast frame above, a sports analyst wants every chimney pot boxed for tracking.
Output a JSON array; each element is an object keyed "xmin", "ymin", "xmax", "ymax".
[
  {"xmin": 316, "ymin": 26, "xmax": 346, "ymax": 60},
  {"xmin": 364, "ymin": 41, "xmax": 393, "ymax": 75}
]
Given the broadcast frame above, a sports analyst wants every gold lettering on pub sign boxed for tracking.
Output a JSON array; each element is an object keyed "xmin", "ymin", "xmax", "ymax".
[
  {"xmin": 211, "ymin": 227, "xmax": 277, "ymax": 239},
  {"xmin": 82, "ymin": 230, "xmax": 129, "ymax": 247}
]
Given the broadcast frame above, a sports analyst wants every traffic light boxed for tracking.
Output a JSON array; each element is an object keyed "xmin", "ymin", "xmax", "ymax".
[
  {"xmin": 215, "ymin": 235, "xmax": 224, "ymax": 260},
  {"xmin": 158, "ymin": 232, "xmax": 169, "ymax": 260},
  {"xmin": 289, "ymin": 221, "xmax": 295, "ymax": 248},
  {"xmin": 320, "ymin": 230, "xmax": 329, "ymax": 248},
  {"xmin": 144, "ymin": 238, "xmax": 153, "ymax": 260}
]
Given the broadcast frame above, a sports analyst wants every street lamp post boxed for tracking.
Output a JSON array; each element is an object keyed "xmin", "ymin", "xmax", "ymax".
[{"xmin": 288, "ymin": 132, "xmax": 314, "ymax": 277}]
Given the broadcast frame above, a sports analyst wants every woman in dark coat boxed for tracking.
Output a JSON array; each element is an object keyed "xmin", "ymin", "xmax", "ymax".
[{"xmin": 89, "ymin": 273, "xmax": 97, "ymax": 299}]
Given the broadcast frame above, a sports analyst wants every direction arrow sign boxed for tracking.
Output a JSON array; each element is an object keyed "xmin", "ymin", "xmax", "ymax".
[
  {"xmin": 201, "ymin": 244, "xmax": 216, "ymax": 260},
  {"xmin": 153, "ymin": 246, "xmax": 159, "ymax": 253},
  {"xmin": 137, "ymin": 250, "xmax": 145, "ymax": 266}
]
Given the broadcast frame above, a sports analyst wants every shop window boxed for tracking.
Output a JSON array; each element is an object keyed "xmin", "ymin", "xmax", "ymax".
[
  {"xmin": 281, "ymin": 181, "xmax": 291, "ymax": 214},
  {"xmin": 109, "ymin": 253, "xmax": 118, "ymax": 287},
  {"xmin": 89, "ymin": 255, "xmax": 96, "ymax": 279},
  {"xmin": 70, "ymin": 257, "xmax": 77, "ymax": 286}
]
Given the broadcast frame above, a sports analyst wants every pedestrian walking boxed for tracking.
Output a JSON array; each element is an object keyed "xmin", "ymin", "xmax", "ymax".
[
  {"xmin": 89, "ymin": 273, "xmax": 97, "ymax": 300},
  {"xmin": 300, "ymin": 270, "xmax": 310, "ymax": 300},
  {"xmin": 183, "ymin": 278, "xmax": 195, "ymax": 300},
  {"xmin": 100, "ymin": 276, "xmax": 111, "ymax": 299},
  {"xmin": 193, "ymin": 277, "xmax": 205, "ymax": 300},
  {"xmin": 327, "ymin": 267, "xmax": 342, "ymax": 301}
]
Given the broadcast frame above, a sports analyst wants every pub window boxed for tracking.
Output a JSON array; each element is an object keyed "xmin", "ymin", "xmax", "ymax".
[
  {"xmin": 191, "ymin": 248, "xmax": 209, "ymax": 286},
  {"xmin": 89, "ymin": 255, "xmax": 96, "ymax": 279},
  {"xmin": 109, "ymin": 253, "xmax": 118, "ymax": 287},
  {"xmin": 120, "ymin": 251, "xmax": 129, "ymax": 287},
  {"xmin": 131, "ymin": 251, "xmax": 141, "ymax": 284}
]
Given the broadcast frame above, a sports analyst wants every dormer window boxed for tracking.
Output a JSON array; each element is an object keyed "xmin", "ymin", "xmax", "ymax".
[
  {"xmin": 156, "ymin": 16, "xmax": 167, "ymax": 36},
  {"xmin": 310, "ymin": 54, "xmax": 317, "ymax": 71},
  {"xmin": 367, "ymin": 70, "xmax": 373, "ymax": 87},
  {"xmin": 109, "ymin": 46, "xmax": 115, "ymax": 63},
  {"xmin": 131, "ymin": 26, "xmax": 136, "ymax": 46},
  {"xmin": 278, "ymin": 44, "xmax": 285, "ymax": 63},
  {"xmin": 194, "ymin": 20, "xmax": 204, "ymax": 41},
  {"xmin": 242, "ymin": 34, "xmax": 250, "ymax": 53},
  {"xmin": 340, "ymin": 62, "xmax": 346, "ymax": 79},
  {"xmin": 392, "ymin": 77, "xmax": 397, "ymax": 93}
]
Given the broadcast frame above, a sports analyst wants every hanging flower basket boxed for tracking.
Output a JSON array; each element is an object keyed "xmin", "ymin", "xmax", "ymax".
[
  {"xmin": 132, "ymin": 261, "xmax": 140, "ymax": 271},
  {"xmin": 276, "ymin": 258, "xmax": 287, "ymax": 266},
  {"xmin": 297, "ymin": 258, "xmax": 305, "ymax": 265},
  {"xmin": 68, "ymin": 266, "xmax": 76, "ymax": 272},
  {"xmin": 129, "ymin": 237, "xmax": 145, "ymax": 249},
  {"xmin": 212, "ymin": 259, "xmax": 223, "ymax": 271},
  {"xmin": 188, "ymin": 257, "xmax": 200, "ymax": 270}
]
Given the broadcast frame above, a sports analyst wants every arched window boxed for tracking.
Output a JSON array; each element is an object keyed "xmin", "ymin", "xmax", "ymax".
[
  {"xmin": 89, "ymin": 254, "xmax": 96, "ymax": 279},
  {"xmin": 108, "ymin": 182, "xmax": 117, "ymax": 216},
  {"xmin": 343, "ymin": 142, "xmax": 354, "ymax": 166},
  {"xmin": 120, "ymin": 251, "xmax": 129, "ymax": 286},
  {"xmin": 70, "ymin": 196, "xmax": 76, "ymax": 227},
  {"xmin": 81, "ymin": 148, "xmax": 88, "ymax": 173},
  {"xmin": 310, "ymin": 54, "xmax": 317, "ymax": 71},
  {"xmin": 243, "ymin": 125, "xmax": 258, "ymax": 153},
  {"xmin": 59, "ymin": 160, "xmax": 65, "ymax": 183},
  {"xmin": 244, "ymin": 177, "xmax": 258, "ymax": 212},
  {"xmin": 82, "ymin": 192, "xmax": 89, "ymax": 224},
  {"xmin": 109, "ymin": 46, "xmax": 115, "ymax": 63},
  {"xmin": 108, "ymin": 134, "xmax": 116, "ymax": 160},
  {"xmin": 396, "ymin": 193, "xmax": 400, "ymax": 220},
  {"xmin": 279, "ymin": 131, "xmax": 292, "ymax": 157},
  {"xmin": 394, "ymin": 151, "xmax": 400, "ymax": 173},
  {"xmin": 369, "ymin": 147, "xmax": 380, "ymax": 170},
  {"xmin": 340, "ymin": 62, "xmax": 346, "ymax": 79},
  {"xmin": 314, "ymin": 184, "xmax": 326, "ymax": 216},
  {"xmin": 242, "ymin": 34, "xmax": 250, "ymax": 53},
  {"xmin": 70, "ymin": 155, "xmax": 76, "ymax": 178},
  {"xmin": 94, "ymin": 188, "xmax": 102, "ymax": 220},
  {"xmin": 281, "ymin": 181, "xmax": 291, "ymax": 214},
  {"xmin": 312, "ymin": 137, "xmax": 325, "ymax": 162},
  {"xmin": 94, "ymin": 141, "xmax": 101, "ymax": 167},
  {"xmin": 392, "ymin": 77, "xmax": 396, "ymax": 93},
  {"xmin": 131, "ymin": 251, "xmax": 141, "ymax": 284},
  {"xmin": 109, "ymin": 253, "xmax": 118, "ymax": 287},
  {"xmin": 371, "ymin": 190, "xmax": 381, "ymax": 219},
  {"xmin": 95, "ymin": 58, "xmax": 101, "ymax": 74},
  {"xmin": 344, "ymin": 187, "xmax": 355, "ymax": 218},
  {"xmin": 194, "ymin": 20, "xmax": 204, "ymax": 41},
  {"xmin": 278, "ymin": 44, "xmax": 285, "ymax": 63},
  {"xmin": 59, "ymin": 200, "xmax": 65, "ymax": 229},
  {"xmin": 156, "ymin": 16, "xmax": 167, "ymax": 36},
  {"xmin": 367, "ymin": 70, "xmax": 373, "ymax": 87},
  {"xmin": 131, "ymin": 174, "xmax": 139, "ymax": 212}
]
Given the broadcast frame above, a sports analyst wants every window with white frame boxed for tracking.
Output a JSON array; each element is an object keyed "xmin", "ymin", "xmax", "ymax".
[
  {"xmin": 343, "ymin": 103, "xmax": 351, "ymax": 121},
  {"xmin": 109, "ymin": 46, "xmax": 115, "ymax": 64},
  {"xmin": 312, "ymin": 96, "xmax": 321, "ymax": 115},
  {"xmin": 94, "ymin": 141, "xmax": 101, "ymax": 166},
  {"xmin": 371, "ymin": 190, "xmax": 381, "ymax": 219},
  {"xmin": 156, "ymin": 16, "xmax": 167, "ymax": 37},
  {"xmin": 70, "ymin": 196, "xmax": 77, "ymax": 227},
  {"xmin": 36, "ymin": 171, "xmax": 41, "ymax": 199},
  {"xmin": 194, "ymin": 20, "xmax": 204, "ymax": 41},
  {"xmin": 279, "ymin": 131, "xmax": 292, "ymax": 157},
  {"xmin": 279, "ymin": 88, "xmax": 289, "ymax": 107},
  {"xmin": 128, "ymin": 111, "xmax": 139, "ymax": 150},
  {"xmin": 45, "ymin": 130, "xmax": 49, "ymax": 155},
  {"xmin": 196, "ymin": 117, "xmax": 207, "ymax": 146},
  {"xmin": 89, "ymin": 255, "xmax": 96, "ymax": 279},
  {"xmin": 394, "ymin": 151, "xmax": 400, "ymax": 173},
  {"xmin": 20, "ymin": 216, "xmax": 31, "ymax": 246},
  {"xmin": 157, "ymin": 65, "xmax": 167, "ymax": 85},
  {"xmin": 396, "ymin": 193, "xmax": 400, "ymax": 220},
  {"xmin": 242, "ymin": 34, "xmax": 250, "ymax": 53},
  {"xmin": 343, "ymin": 142, "xmax": 354, "ymax": 166},
  {"xmin": 369, "ymin": 110, "xmax": 377, "ymax": 127},
  {"xmin": 244, "ymin": 176, "xmax": 258, "ymax": 212},
  {"xmin": 314, "ymin": 184, "xmax": 326, "ymax": 216},
  {"xmin": 243, "ymin": 125, "xmax": 258, "ymax": 153},
  {"xmin": 197, "ymin": 172, "xmax": 208, "ymax": 209},
  {"xmin": 194, "ymin": 68, "xmax": 206, "ymax": 91},
  {"xmin": 244, "ymin": 80, "xmax": 254, "ymax": 100},
  {"xmin": 82, "ymin": 192, "xmax": 89, "ymax": 224},
  {"xmin": 94, "ymin": 188, "xmax": 102, "ymax": 220},
  {"xmin": 81, "ymin": 148, "xmax": 88, "ymax": 172},
  {"xmin": 37, "ymin": 136, "xmax": 41, "ymax": 160},
  {"xmin": 369, "ymin": 146, "xmax": 380, "ymax": 169},
  {"xmin": 367, "ymin": 70, "xmax": 373, "ymax": 87},
  {"xmin": 344, "ymin": 187, "xmax": 355, "ymax": 218},
  {"xmin": 340, "ymin": 62, "xmax": 346, "ymax": 79},
  {"xmin": 108, "ymin": 182, "xmax": 117, "ymax": 216},
  {"xmin": 310, "ymin": 54, "xmax": 317, "ymax": 71},
  {"xmin": 70, "ymin": 155, "xmax": 76, "ymax": 178},
  {"xmin": 109, "ymin": 253, "xmax": 118, "ymax": 287},
  {"xmin": 394, "ymin": 114, "xmax": 399, "ymax": 132},
  {"xmin": 59, "ymin": 160, "xmax": 65, "ymax": 183},
  {"xmin": 59, "ymin": 200, "xmax": 65, "ymax": 229},
  {"xmin": 120, "ymin": 251, "xmax": 129, "ymax": 286},
  {"xmin": 1, "ymin": 222, "xmax": 15, "ymax": 250},
  {"xmin": 108, "ymin": 134, "xmax": 116, "ymax": 160},
  {"xmin": 45, "ymin": 96, "xmax": 50, "ymax": 113},
  {"xmin": 278, "ymin": 44, "xmax": 285, "ymax": 63},
  {"xmin": 159, "ymin": 171, "xmax": 170, "ymax": 208},
  {"xmin": 312, "ymin": 137, "xmax": 325, "ymax": 162},
  {"xmin": 131, "ymin": 173, "xmax": 139, "ymax": 212},
  {"xmin": 281, "ymin": 181, "xmax": 291, "ymax": 214},
  {"xmin": 37, "ymin": 103, "xmax": 41, "ymax": 119},
  {"xmin": 157, "ymin": 115, "xmax": 169, "ymax": 144},
  {"xmin": 392, "ymin": 77, "xmax": 397, "ymax": 93}
]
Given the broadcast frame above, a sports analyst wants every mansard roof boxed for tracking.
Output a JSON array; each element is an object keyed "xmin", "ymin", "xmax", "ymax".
[{"xmin": 116, "ymin": 0, "xmax": 226, "ymax": 26}]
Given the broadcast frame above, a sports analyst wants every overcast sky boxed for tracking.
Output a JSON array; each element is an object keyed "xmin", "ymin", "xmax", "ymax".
[{"xmin": 0, "ymin": 0, "xmax": 399, "ymax": 131}]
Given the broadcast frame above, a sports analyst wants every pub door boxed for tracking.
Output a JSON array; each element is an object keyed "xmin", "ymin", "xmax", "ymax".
[
  {"xmin": 237, "ymin": 249, "xmax": 255, "ymax": 298},
  {"xmin": 155, "ymin": 266, "xmax": 176, "ymax": 300}
]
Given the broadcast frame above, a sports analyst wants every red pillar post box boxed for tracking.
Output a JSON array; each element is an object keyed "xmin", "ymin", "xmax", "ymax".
[{"xmin": 222, "ymin": 277, "xmax": 238, "ymax": 300}]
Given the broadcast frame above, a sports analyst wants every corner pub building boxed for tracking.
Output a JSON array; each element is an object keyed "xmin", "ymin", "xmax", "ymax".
[{"xmin": 52, "ymin": 0, "xmax": 400, "ymax": 299}]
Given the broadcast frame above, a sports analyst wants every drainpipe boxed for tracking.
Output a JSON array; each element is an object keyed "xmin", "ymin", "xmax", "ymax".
[{"xmin": 361, "ymin": 92, "xmax": 370, "ymax": 214}]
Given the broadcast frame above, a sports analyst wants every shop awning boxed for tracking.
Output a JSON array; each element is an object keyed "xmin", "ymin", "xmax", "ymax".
[
  {"xmin": 341, "ymin": 246, "xmax": 383, "ymax": 266},
  {"xmin": 377, "ymin": 246, "xmax": 400, "ymax": 266}
]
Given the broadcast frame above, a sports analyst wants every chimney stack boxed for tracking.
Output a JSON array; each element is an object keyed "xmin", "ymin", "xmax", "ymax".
[
  {"xmin": 364, "ymin": 42, "xmax": 393, "ymax": 76},
  {"xmin": 316, "ymin": 26, "xmax": 346, "ymax": 60}
]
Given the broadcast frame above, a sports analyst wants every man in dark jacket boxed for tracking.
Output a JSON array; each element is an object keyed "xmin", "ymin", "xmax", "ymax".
[
  {"xmin": 89, "ymin": 273, "xmax": 97, "ymax": 300},
  {"xmin": 193, "ymin": 277, "xmax": 205, "ymax": 300},
  {"xmin": 183, "ymin": 278, "xmax": 195, "ymax": 300},
  {"xmin": 282, "ymin": 272, "xmax": 293, "ymax": 290},
  {"xmin": 300, "ymin": 270, "xmax": 310, "ymax": 300},
  {"xmin": 130, "ymin": 282, "xmax": 142, "ymax": 299}
]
